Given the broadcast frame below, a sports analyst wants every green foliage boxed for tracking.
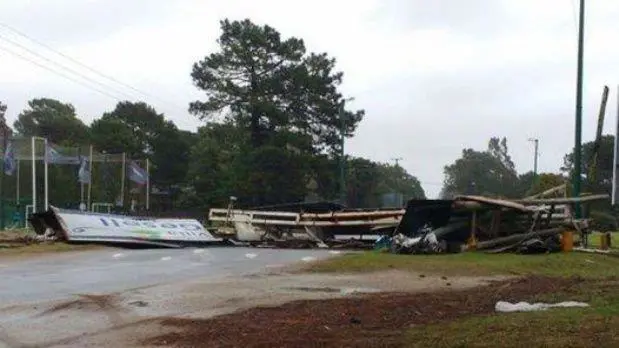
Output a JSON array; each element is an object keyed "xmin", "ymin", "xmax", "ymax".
[
  {"xmin": 13, "ymin": 98, "xmax": 89, "ymax": 145},
  {"xmin": 562, "ymin": 135, "xmax": 614, "ymax": 215},
  {"xmin": 189, "ymin": 18, "xmax": 364, "ymax": 155},
  {"xmin": 92, "ymin": 101, "xmax": 191, "ymax": 187},
  {"xmin": 0, "ymin": 101, "xmax": 6, "ymax": 121},
  {"xmin": 5, "ymin": 21, "xmax": 429, "ymax": 213},
  {"xmin": 441, "ymin": 137, "xmax": 519, "ymax": 198},
  {"xmin": 526, "ymin": 172, "xmax": 567, "ymax": 196}
]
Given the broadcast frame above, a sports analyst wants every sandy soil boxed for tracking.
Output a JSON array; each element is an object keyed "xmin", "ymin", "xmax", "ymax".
[{"xmin": 0, "ymin": 267, "xmax": 508, "ymax": 348}]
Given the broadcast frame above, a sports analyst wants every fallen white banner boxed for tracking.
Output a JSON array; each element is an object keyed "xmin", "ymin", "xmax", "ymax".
[{"xmin": 34, "ymin": 207, "xmax": 222, "ymax": 246}]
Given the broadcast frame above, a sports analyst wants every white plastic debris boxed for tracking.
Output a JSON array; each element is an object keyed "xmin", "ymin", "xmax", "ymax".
[
  {"xmin": 245, "ymin": 253, "xmax": 258, "ymax": 259},
  {"xmin": 495, "ymin": 301, "xmax": 589, "ymax": 313},
  {"xmin": 301, "ymin": 256, "xmax": 317, "ymax": 262}
]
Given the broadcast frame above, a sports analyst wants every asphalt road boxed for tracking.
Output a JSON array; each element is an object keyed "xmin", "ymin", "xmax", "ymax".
[{"xmin": 0, "ymin": 246, "xmax": 337, "ymax": 306}]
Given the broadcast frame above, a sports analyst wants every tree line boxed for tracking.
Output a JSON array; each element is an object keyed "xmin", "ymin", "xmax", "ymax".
[
  {"xmin": 1, "ymin": 18, "xmax": 610, "ymax": 216},
  {"xmin": 0, "ymin": 19, "xmax": 426, "ymax": 212}
]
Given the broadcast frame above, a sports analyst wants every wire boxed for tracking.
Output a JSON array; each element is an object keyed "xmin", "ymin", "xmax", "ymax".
[
  {"xmin": 0, "ymin": 33, "xmax": 137, "ymax": 101},
  {"xmin": 0, "ymin": 21, "xmax": 182, "ymax": 108},
  {"xmin": 0, "ymin": 44, "xmax": 122, "ymax": 101}
]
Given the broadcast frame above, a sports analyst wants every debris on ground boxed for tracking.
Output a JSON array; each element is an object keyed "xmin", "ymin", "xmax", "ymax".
[
  {"xmin": 495, "ymin": 300, "xmax": 589, "ymax": 313},
  {"xmin": 28, "ymin": 207, "xmax": 229, "ymax": 248},
  {"xmin": 141, "ymin": 276, "xmax": 582, "ymax": 347},
  {"xmin": 207, "ymin": 186, "xmax": 610, "ymax": 253}
]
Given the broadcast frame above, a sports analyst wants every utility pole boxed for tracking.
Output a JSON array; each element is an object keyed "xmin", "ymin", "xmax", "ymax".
[
  {"xmin": 0, "ymin": 103, "xmax": 10, "ymax": 230},
  {"xmin": 391, "ymin": 157, "xmax": 403, "ymax": 167},
  {"xmin": 573, "ymin": 0, "xmax": 585, "ymax": 218},
  {"xmin": 528, "ymin": 138, "xmax": 539, "ymax": 177},
  {"xmin": 0, "ymin": 119, "xmax": 6, "ymax": 231},
  {"xmin": 338, "ymin": 97, "xmax": 354, "ymax": 206}
]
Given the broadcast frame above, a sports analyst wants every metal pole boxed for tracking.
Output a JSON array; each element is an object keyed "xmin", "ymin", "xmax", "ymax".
[
  {"xmin": 613, "ymin": 85, "xmax": 619, "ymax": 206},
  {"xmin": 87, "ymin": 145, "xmax": 93, "ymax": 211},
  {"xmin": 338, "ymin": 104, "xmax": 346, "ymax": 206},
  {"xmin": 31, "ymin": 136, "xmax": 36, "ymax": 214},
  {"xmin": 43, "ymin": 138, "xmax": 49, "ymax": 211},
  {"xmin": 573, "ymin": 0, "xmax": 585, "ymax": 218},
  {"xmin": 528, "ymin": 138, "xmax": 539, "ymax": 177},
  {"xmin": 16, "ymin": 158, "xmax": 20, "ymax": 204},
  {"xmin": 145, "ymin": 158, "xmax": 150, "ymax": 210},
  {"xmin": 0, "ymin": 132, "xmax": 6, "ymax": 230},
  {"xmin": 120, "ymin": 152, "xmax": 126, "ymax": 206},
  {"xmin": 533, "ymin": 139, "xmax": 539, "ymax": 176}
]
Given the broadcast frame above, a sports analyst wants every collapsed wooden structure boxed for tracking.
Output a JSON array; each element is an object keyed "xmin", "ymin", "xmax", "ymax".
[{"xmin": 208, "ymin": 186, "xmax": 610, "ymax": 252}]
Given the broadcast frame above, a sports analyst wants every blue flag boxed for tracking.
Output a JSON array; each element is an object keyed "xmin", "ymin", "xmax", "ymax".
[
  {"xmin": 3, "ymin": 140, "xmax": 15, "ymax": 176},
  {"xmin": 77, "ymin": 156, "xmax": 91, "ymax": 184},
  {"xmin": 128, "ymin": 161, "xmax": 148, "ymax": 185},
  {"xmin": 46, "ymin": 143, "xmax": 79, "ymax": 165}
]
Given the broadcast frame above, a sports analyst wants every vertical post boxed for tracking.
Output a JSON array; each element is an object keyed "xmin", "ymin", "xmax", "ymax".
[
  {"xmin": 87, "ymin": 145, "xmax": 93, "ymax": 211},
  {"xmin": 31, "ymin": 136, "xmax": 36, "ymax": 214},
  {"xmin": 613, "ymin": 85, "xmax": 619, "ymax": 206},
  {"xmin": 573, "ymin": 0, "xmax": 585, "ymax": 218},
  {"xmin": 338, "ymin": 104, "xmax": 346, "ymax": 206},
  {"xmin": 16, "ymin": 158, "xmax": 20, "ymax": 204},
  {"xmin": 145, "ymin": 158, "xmax": 150, "ymax": 210},
  {"xmin": 0, "ymin": 132, "xmax": 6, "ymax": 230},
  {"xmin": 533, "ymin": 139, "xmax": 539, "ymax": 176},
  {"xmin": 120, "ymin": 152, "xmax": 126, "ymax": 207},
  {"xmin": 43, "ymin": 138, "xmax": 49, "ymax": 211}
]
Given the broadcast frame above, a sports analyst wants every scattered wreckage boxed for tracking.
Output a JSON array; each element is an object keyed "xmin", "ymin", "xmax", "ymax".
[
  {"xmin": 207, "ymin": 185, "xmax": 610, "ymax": 254},
  {"xmin": 208, "ymin": 201, "xmax": 401, "ymax": 248},
  {"xmin": 29, "ymin": 207, "xmax": 225, "ymax": 248},
  {"xmin": 386, "ymin": 192, "xmax": 608, "ymax": 255},
  {"xmin": 23, "ymin": 184, "xmax": 610, "ymax": 254}
]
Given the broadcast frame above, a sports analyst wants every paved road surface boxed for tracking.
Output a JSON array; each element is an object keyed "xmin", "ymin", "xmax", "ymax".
[{"xmin": 0, "ymin": 247, "xmax": 336, "ymax": 306}]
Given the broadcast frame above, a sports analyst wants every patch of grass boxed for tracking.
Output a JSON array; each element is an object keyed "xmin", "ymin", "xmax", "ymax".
[
  {"xmin": 405, "ymin": 280, "xmax": 619, "ymax": 347},
  {"xmin": 588, "ymin": 232, "xmax": 619, "ymax": 249},
  {"xmin": 308, "ymin": 250, "xmax": 619, "ymax": 278},
  {"xmin": 406, "ymin": 311, "xmax": 619, "ymax": 348}
]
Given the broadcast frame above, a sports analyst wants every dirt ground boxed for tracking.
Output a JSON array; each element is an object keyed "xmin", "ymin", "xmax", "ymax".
[
  {"xmin": 141, "ymin": 276, "xmax": 580, "ymax": 348},
  {"xmin": 0, "ymin": 268, "xmax": 505, "ymax": 348}
]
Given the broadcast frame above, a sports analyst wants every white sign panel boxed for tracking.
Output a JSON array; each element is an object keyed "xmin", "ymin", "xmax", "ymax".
[{"xmin": 52, "ymin": 208, "xmax": 221, "ymax": 244}]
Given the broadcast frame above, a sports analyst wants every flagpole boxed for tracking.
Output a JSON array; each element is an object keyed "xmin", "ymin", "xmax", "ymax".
[
  {"xmin": 613, "ymin": 85, "xmax": 619, "ymax": 206},
  {"xmin": 16, "ymin": 158, "xmax": 20, "ymax": 204},
  {"xmin": 87, "ymin": 145, "xmax": 93, "ymax": 211},
  {"xmin": 120, "ymin": 152, "xmax": 126, "ymax": 207},
  {"xmin": 31, "ymin": 136, "xmax": 36, "ymax": 214},
  {"xmin": 43, "ymin": 138, "xmax": 49, "ymax": 211},
  {"xmin": 145, "ymin": 158, "xmax": 150, "ymax": 210}
]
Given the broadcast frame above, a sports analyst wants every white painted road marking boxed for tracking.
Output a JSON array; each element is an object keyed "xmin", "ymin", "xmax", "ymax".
[
  {"xmin": 193, "ymin": 249, "xmax": 206, "ymax": 254},
  {"xmin": 245, "ymin": 253, "xmax": 257, "ymax": 259},
  {"xmin": 301, "ymin": 256, "xmax": 317, "ymax": 262},
  {"xmin": 160, "ymin": 256, "xmax": 172, "ymax": 261},
  {"xmin": 112, "ymin": 253, "xmax": 124, "ymax": 259}
]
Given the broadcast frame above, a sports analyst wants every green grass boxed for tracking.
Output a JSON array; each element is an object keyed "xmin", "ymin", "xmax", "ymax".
[
  {"xmin": 588, "ymin": 231, "xmax": 619, "ymax": 249},
  {"xmin": 308, "ymin": 250, "xmax": 619, "ymax": 278},
  {"xmin": 405, "ymin": 279, "xmax": 619, "ymax": 347}
]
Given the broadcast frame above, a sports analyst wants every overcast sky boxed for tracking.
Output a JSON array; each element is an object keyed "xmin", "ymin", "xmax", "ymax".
[{"xmin": 1, "ymin": 0, "xmax": 618, "ymax": 198}]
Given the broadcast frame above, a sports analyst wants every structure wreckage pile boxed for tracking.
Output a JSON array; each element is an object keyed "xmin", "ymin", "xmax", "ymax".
[{"xmin": 208, "ymin": 184, "xmax": 609, "ymax": 254}]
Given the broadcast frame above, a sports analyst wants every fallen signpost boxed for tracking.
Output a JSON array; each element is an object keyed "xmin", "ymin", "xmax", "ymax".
[{"xmin": 29, "ymin": 207, "xmax": 225, "ymax": 248}]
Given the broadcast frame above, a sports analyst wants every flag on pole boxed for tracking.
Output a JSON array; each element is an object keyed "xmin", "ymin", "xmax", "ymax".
[
  {"xmin": 3, "ymin": 140, "xmax": 16, "ymax": 176},
  {"xmin": 128, "ymin": 161, "xmax": 148, "ymax": 185},
  {"xmin": 77, "ymin": 155, "xmax": 91, "ymax": 184},
  {"xmin": 46, "ymin": 142, "xmax": 79, "ymax": 165}
]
